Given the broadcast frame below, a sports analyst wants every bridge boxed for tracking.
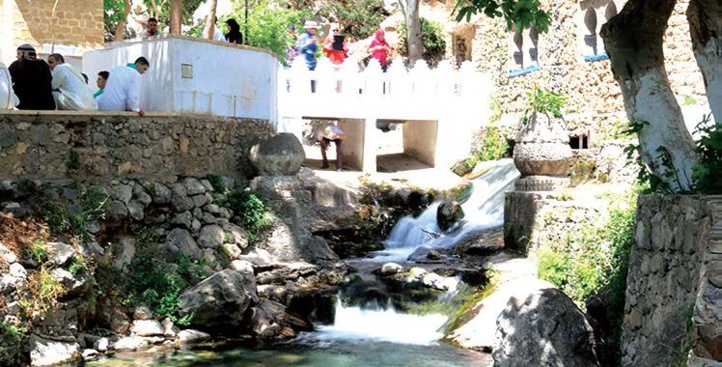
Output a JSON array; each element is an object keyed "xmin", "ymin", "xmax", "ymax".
[{"xmin": 277, "ymin": 57, "xmax": 491, "ymax": 172}]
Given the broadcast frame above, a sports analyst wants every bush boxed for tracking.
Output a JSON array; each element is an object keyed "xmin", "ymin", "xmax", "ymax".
[
  {"xmin": 226, "ymin": 191, "xmax": 270, "ymax": 233},
  {"xmin": 692, "ymin": 115, "xmax": 722, "ymax": 194},
  {"xmin": 317, "ymin": 0, "xmax": 386, "ymax": 41},
  {"xmin": 473, "ymin": 124, "xmax": 511, "ymax": 161},
  {"xmin": 398, "ymin": 18, "xmax": 447, "ymax": 67}
]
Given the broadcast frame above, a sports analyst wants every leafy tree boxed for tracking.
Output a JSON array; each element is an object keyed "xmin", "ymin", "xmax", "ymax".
[
  {"xmin": 398, "ymin": 18, "xmax": 446, "ymax": 67},
  {"xmin": 318, "ymin": 0, "xmax": 386, "ymax": 41}
]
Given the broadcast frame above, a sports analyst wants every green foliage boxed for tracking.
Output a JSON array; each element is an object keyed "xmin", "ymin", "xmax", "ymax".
[
  {"xmin": 229, "ymin": 1, "xmax": 311, "ymax": 64},
  {"xmin": 32, "ymin": 185, "xmax": 108, "ymax": 245},
  {"xmin": 0, "ymin": 322, "xmax": 28, "ymax": 366},
  {"xmin": 454, "ymin": 0, "xmax": 551, "ymax": 34},
  {"xmin": 103, "ymin": 0, "xmax": 127, "ymax": 40},
  {"xmin": 536, "ymin": 187, "xmax": 638, "ymax": 366},
  {"xmin": 692, "ymin": 115, "xmax": 722, "ymax": 194},
  {"xmin": 226, "ymin": 191, "xmax": 270, "ymax": 233},
  {"xmin": 318, "ymin": 0, "xmax": 385, "ymax": 41},
  {"xmin": 398, "ymin": 18, "xmax": 447, "ymax": 67},
  {"xmin": 524, "ymin": 86, "xmax": 565, "ymax": 123},
  {"xmin": 473, "ymin": 124, "xmax": 511, "ymax": 161}
]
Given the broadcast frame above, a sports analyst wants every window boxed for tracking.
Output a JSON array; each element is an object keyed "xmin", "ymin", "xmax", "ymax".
[
  {"xmin": 509, "ymin": 25, "xmax": 540, "ymax": 77},
  {"xmin": 580, "ymin": 0, "xmax": 617, "ymax": 61}
]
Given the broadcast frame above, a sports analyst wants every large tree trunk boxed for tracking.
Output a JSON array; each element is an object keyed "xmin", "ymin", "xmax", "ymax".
[
  {"xmin": 398, "ymin": 0, "xmax": 422, "ymax": 63},
  {"xmin": 688, "ymin": 0, "xmax": 722, "ymax": 124},
  {"xmin": 114, "ymin": 0, "xmax": 132, "ymax": 41},
  {"xmin": 170, "ymin": 0, "xmax": 182, "ymax": 35},
  {"xmin": 203, "ymin": 0, "xmax": 218, "ymax": 40},
  {"xmin": 601, "ymin": 0, "xmax": 697, "ymax": 192}
]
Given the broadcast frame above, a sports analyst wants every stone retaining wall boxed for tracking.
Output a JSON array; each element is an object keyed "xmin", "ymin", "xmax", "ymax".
[
  {"xmin": 0, "ymin": 112, "xmax": 274, "ymax": 183},
  {"xmin": 621, "ymin": 195, "xmax": 710, "ymax": 366}
]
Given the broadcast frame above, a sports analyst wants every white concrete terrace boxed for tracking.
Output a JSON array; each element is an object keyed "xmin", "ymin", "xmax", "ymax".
[{"xmin": 277, "ymin": 57, "xmax": 491, "ymax": 172}]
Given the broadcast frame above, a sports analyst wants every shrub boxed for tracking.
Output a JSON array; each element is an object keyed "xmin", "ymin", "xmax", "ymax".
[
  {"xmin": 226, "ymin": 191, "xmax": 270, "ymax": 233},
  {"xmin": 473, "ymin": 124, "xmax": 511, "ymax": 162},
  {"xmin": 398, "ymin": 18, "xmax": 447, "ymax": 67},
  {"xmin": 317, "ymin": 0, "xmax": 386, "ymax": 41},
  {"xmin": 692, "ymin": 115, "xmax": 722, "ymax": 194}
]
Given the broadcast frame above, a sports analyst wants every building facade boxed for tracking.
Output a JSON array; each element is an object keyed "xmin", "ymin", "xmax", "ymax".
[
  {"xmin": 1, "ymin": 0, "xmax": 104, "ymax": 66},
  {"xmin": 451, "ymin": 0, "xmax": 706, "ymax": 145}
]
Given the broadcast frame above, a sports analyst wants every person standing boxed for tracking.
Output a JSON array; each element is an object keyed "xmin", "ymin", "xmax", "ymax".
[
  {"xmin": 323, "ymin": 24, "xmax": 348, "ymax": 66},
  {"xmin": 224, "ymin": 19, "xmax": 243, "ymax": 44},
  {"xmin": 94, "ymin": 71, "xmax": 109, "ymax": 100},
  {"xmin": 368, "ymin": 29, "xmax": 391, "ymax": 71},
  {"xmin": 315, "ymin": 122, "xmax": 345, "ymax": 171},
  {"xmin": 285, "ymin": 25, "xmax": 299, "ymax": 65},
  {"xmin": 97, "ymin": 57, "xmax": 150, "ymax": 116},
  {"xmin": 8, "ymin": 44, "xmax": 55, "ymax": 110},
  {"xmin": 47, "ymin": 53, "xmax": 97, "ymax": 110},
  {"xmin": 298, "ymin": 20, "xmax": 319, "ymax": 71}
]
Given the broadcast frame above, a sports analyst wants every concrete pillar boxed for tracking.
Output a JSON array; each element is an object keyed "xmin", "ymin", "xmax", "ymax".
[
  {"xmin": 338, "ymin": 117, "xmax": 377, "ymax": 172},
  {"xmin": 402, "ymin": 120, "xmax": 438, "ymax": 167}
]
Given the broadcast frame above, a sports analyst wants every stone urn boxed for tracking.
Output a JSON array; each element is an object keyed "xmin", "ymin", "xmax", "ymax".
[{"xmin": 512, "ymin": 112, "xmax": 572, "ymax": 191}]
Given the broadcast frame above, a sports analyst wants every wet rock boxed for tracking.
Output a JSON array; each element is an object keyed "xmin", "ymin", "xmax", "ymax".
[
  {"xmin": 131, "ymin": 319, "xmax": 164, "ymax": 337},
  {"xmin": 112, "ymin": 336, "xmax": 148, "ymax": 351},
  {"xmin": 380, "ymin": 263, "xmax": 403, "ymax": 275},
  {"xmin": 47, "ymin": 242, "xmax": 75, "ymax": 266},
  {"xmin": 29, "ymin": 335, "xmax": 81, "ymax": 367},
  {"xmin": 167, "ymin": 228, "xmax": 203, "ymax": 261},
  {"xmin": 177, "ymin": 329, "xmax": 211, "ymax": 344},
  {"xmin": 437, "ymin": 200, "xmax": 464, "ymax": 232},
  {"xmin": 178, "ymin": 269, "xmax": 258, "ymax": 331},
  {"xmin": 197, "ymin": 225, "xmax": 224, "ymax": 248},
  {"xmin": 250, "ymin": 299, "xmax": 313, "ymax": 339},
  {"xmin": 249, "ymin": 133, "xmax": 305, "ymax": 176},
  {"xmin": 134, "ymin": 306, "xmax": 153, "ymax": 320}
]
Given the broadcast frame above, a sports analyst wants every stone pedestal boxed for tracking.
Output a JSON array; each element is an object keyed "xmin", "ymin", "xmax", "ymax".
[{"xmin": 512, "ymin": 113, "xmax": 572, "ymax": 191}]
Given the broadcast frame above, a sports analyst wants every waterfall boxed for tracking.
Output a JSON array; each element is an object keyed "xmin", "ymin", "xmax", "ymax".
[{"xmin": 383, "ymin": 159, "xmax": 519, "ymax": 260}]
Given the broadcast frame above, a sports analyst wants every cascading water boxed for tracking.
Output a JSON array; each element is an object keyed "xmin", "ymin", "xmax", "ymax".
[
  {"xmin": 384, "ymin": 159, "xmax": 520, "ymax": 260},
  {"xmin": 309, "ymin": 159, "xmax": 520, "ymax": 349}
]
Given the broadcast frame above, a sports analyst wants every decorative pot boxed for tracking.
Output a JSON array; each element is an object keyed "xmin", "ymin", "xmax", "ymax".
[{"xmin": 512, "ymin": 113, "xmax": 572, "ymax": 190}]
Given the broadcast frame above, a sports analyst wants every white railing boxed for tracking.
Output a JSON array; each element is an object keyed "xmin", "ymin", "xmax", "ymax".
[{"xmin": 277, "ymin": 56, "xmax": 490, "ymax": 122}]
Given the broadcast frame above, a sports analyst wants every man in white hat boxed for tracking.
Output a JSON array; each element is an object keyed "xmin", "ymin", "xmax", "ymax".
[{"xmin": 297, "ymin": 20, "xmax": 319, "ymax": 71}]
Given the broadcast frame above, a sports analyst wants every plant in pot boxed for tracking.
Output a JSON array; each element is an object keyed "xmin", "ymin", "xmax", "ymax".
[{"xmin": 512, "ymin": 86, "xmax": 573, "ymax": 190}]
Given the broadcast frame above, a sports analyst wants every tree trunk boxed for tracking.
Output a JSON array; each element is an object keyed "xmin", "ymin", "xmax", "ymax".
[
  {"xmin": 601, "ymin": 0, "xmax": 697, "ymax": 192},
  {"xmin": 688, "ymin": 0, "xmax": 722, "ymax": 124},
  {"xmin": 170, "ymin": 0, "xmax": 182, "ymax": 35},
  {"xmin": 114, "ymin": 0, "xmax": 132, "ymax": 41},
  {"xmin": 406, "ymin": 0, "xmax": 422, "ymax": 62},
  {"xmin": 203, "ymin": 0, "xmax": 218, "ymax": 40}
]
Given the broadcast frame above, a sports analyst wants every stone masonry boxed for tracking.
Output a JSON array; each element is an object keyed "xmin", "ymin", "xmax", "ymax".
[
  {"xmin": 0, "ymin": 112, "xmax": 274, "ymax": 182},
  {"xmin": 462, "ymin": 0, "xmax": 705, "ymax": 140}
]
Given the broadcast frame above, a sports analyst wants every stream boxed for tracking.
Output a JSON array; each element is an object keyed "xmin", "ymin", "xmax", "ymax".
[{"xmin": 86, "ymin": 160, "xmax": 519, "ymax": 366}]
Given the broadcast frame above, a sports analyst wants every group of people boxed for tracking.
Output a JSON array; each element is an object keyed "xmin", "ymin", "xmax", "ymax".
[
  {"xmin": 142, "ymin": 16, "xmax": 244, "ymax": 45},
  {"xmin": 8, "ymin": 44, "xmax": 150, "ymax": 116},
  {"xmin": 288, "ymin": 20, "xmax": 392, "ymax": 72}
]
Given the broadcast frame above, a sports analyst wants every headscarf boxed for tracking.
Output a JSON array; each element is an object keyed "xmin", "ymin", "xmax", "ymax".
[{"xmin": 369, "ymin": 29, "xmax": 389, "ymax": 68}]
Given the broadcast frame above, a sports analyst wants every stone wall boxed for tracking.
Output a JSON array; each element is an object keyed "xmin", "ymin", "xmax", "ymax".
[
  {"xmin": 620, "ymin": 195, "xmax": 711, "ymax": 367},
  {"xmin": 0, "ymin": 112, "xmax": 274, "ymax": 183},
  {"xmin": 4, "ymin": 0, "xmax": 103, "ymax": 61},
  {"xmin": 465, "ymin": 0, "xmax": 705, "ymax": 141}
]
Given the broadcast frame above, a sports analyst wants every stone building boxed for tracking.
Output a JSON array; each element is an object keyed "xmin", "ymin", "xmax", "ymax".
[
  {"xmin": 451, "ymin": 0, "xmax": 706, "ymax": 146},
  {"xmin": 0, "ymin": 0, "xmax": 104, "ymax": 67}
]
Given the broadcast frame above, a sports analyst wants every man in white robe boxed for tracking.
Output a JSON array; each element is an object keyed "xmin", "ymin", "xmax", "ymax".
[
  {"xmin": 47, "ymin": 54, "xmax": 97, "ymax": 110},
  {"xmin": 97, "ymin": 57, "xmax": 150, "ymax": 116}
]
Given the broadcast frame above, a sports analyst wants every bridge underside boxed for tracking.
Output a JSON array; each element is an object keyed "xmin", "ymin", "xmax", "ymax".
[{"xmin": 297, "ymin": 116, "xmax": 468, "ymax": 173}]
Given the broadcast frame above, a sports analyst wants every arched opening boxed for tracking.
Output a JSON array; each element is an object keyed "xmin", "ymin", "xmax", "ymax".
[
  {"xmin": 605, "ymin": 1, "xmax": 618, "ymax": 20},
  {"xmin": 529, "ymin": 25, "xmax": 539, "ymax": 65},
  {"xmin": 512, "ymin": 28, "xmax": 524, "ymax": 69},
  {"xmin": 584, "ymin": 7, "xmax": 598, "ymax": 55}
]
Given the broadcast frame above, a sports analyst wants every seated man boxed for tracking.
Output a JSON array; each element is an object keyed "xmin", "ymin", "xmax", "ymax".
[
  {"xmin": 47, "ymin": 53, "xmax": 97, "ymax": 110},
  {"xmin": 97, "ymin": 57, "xmax": 150, "ymax": 116},
  {"xmin": 94, "ymin": 70, "xmax": 109, "ymax": 99},
  {"xmin": 8, "ymin": 44, "xmax": 55, "ymax": 110}
]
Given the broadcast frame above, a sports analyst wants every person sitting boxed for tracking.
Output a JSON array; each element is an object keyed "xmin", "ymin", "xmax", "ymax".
[
  {"xmin": 94, "ymin": 71, "xmax": 109, "ymax": 99},
  {"xmin": 8, "ymin": 44, "xmax": 55, "ymax": 110},
  {"xmin": 145, "ymin": 17, "xmax": 163, "ymax": 38},
  {"xmin": 225, "ymin": 19, "xmax": 243, "ymax": 44},
  {"xmin": 315, "ymin": 122, "xmax": 345, "ymax": 171},
  {"xmin": 47, "ymin": 53, "xmax": 97, "ymax": 110},
  {"xmin": 97, "ymin": 57, "xmax": 150, "ymax": 116}
]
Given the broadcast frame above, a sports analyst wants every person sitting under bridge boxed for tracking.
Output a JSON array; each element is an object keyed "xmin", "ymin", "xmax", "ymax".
[
  {"xmin": 8, "ymin": 44, "xmax": 55, "ymax": 110},
  {"xmin": 47, "ymin": 53, "xmax": 97, "ymax": 111},
  {"xmin": 98, "ymin": 57, "xmax": 150, "ymax": 117}
]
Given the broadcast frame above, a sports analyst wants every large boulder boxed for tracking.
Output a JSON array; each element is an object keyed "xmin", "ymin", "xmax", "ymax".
[
  {"xmin": 177, "ymin": 269, "xmax": 258, "ymax": 332},
  {"xmin": 29, "ymin": 335, "xmax": 81, "ymax": 366},
  {"xmin": 249, "ymin": 133, "xmax": 305, "ymax": 176},
  {"xmin": 437, "ymin": 200, "xmax": 464, "ymax": 232},
  {"xmin": 492, "ymin": 285, "xmax": 600, "ymax": 367}
]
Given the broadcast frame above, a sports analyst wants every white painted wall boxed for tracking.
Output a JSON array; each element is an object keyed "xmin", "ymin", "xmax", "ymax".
[{"xmin": 82, "ymin": 36, "xmax": 278, "ymax": 121}]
